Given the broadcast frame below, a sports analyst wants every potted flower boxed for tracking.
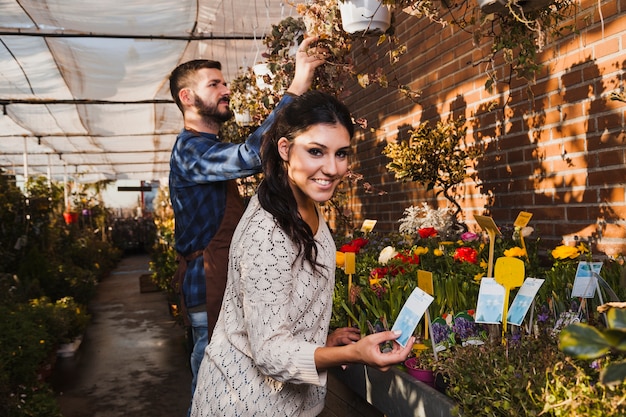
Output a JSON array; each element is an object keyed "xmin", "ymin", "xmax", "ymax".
[{"xmin": 404, "ymin": 344, "xmax": 437, "ymax": 386}]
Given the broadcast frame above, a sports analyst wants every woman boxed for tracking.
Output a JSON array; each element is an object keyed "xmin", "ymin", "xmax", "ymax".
[{"xmin": 191, "ymin": 91, "xmax": 414, "ymax": 417}]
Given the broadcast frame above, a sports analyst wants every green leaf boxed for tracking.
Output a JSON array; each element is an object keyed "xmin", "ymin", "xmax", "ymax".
[
  {"xmin": 600, "ymin": 361, "xmax": 626, "ymax": 386},
  {"xmin": 559, "ymin": 323, "xmax": 611, "ymax": 359},
  {"xmin": 602, "ymin": 329, "xmax": 626, "ymax": 351},
  {"xmin": 607, "ymin": 307, "xmax": 626, "ymax": 329}
]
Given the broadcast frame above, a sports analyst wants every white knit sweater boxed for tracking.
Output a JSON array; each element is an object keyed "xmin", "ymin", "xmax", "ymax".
[{"xmin": 191, "ymin": 195, "xmax": 336, "ymax": 417}]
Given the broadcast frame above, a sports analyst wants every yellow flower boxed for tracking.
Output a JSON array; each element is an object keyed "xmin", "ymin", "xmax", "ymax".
[
  {"xmin": 551, "ymin": 245, "xmax": 580, "ymax": 260},
  {"xmin": 336, "ymin": 251, "xmax": 345, "ymax": 268},
  {"xmin": 369, "ymin": 276, "xmax": 381, "ymax": 286},
  {"xmin": 504, "ymin": 246, "xmax": 526, "ymax": 258},
  {"xmin": 433, "ymin": 248, "xmax": 443, "ymax": 257},
  {"xmin": 414, "ymin": 246, "xmax": 429, "ymax": 256},
  {"xmin": 473, "ymin": 273, "xmax": 483, "ymax": 282},
  {"xmin": 480, "ymin": 260, "xmax": 488, "ymax": 269}
]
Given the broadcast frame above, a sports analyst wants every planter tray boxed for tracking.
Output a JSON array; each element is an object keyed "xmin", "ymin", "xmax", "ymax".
[{"xmin": 330, "ymin": 364, "xmax": 456, "ymax": 417}]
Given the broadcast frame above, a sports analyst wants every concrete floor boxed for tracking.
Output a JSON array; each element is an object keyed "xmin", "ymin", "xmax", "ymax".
[{"xmin": 52, "ymin": 254, "xmax": 192, "ymax": 417}]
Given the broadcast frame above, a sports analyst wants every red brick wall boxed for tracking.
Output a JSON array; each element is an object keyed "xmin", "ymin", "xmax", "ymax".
[{"xmin": 341, "ymin": 0, "xmax": 626, "ymax": 257}]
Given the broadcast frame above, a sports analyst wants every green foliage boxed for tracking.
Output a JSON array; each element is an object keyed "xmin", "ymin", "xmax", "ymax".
[
  {"xmin": 0, "ymin": 300, "xmax": 66, "ymax": 416},
  {"xmin": 2, "ymin": 383, "xmax": 62, "ymax": 417},
  {"xmin": 540, "ymin": 357, "xmax": 626, "ymax": 416},
  {"xmin": 383, "ymin": 118, "xmax": 482, "ymax": 218},
  {"xmin": 442, "ymin": 337, "xmax": 567, "ymax": 416},
  {"xmin": 0, "ymin": 304, "xmax": 53, "ymax": 387},
  {"xmin": 0, "ymin": 175, "xmax": 122, "ymax": 416},
  {"xmin": 560, "ymin": 304, "xmax": 626, "ymax": 386},
  {"xmin": 0, "ymin": 171, "xmax": 27, "ymax": 274}
]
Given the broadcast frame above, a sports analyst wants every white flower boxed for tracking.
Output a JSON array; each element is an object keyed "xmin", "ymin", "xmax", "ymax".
[
  {"xmin": 398, "ymin": 203, "xmax": 455, "ymax": 235},
  {"xmin": 378, "ymin": 246, "xmax": 398, "ymax": 265},
  {"xmin": 521, "ymin": 226, "xmax": 534, "ymax": 237}
]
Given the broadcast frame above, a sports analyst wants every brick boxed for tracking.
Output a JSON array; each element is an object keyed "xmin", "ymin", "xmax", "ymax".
[
  {"xmin": 599, "ymin": 187, "xmax": 626, "ymax": 203},
  {"xmin": 588, "ymin": 167, "xmax": 626, "ymax": 186},
  {"xmin": 597, "ymin": 149, "xmax": 625, "ymax": 167},
  {"xmin": 600, "ymin": 223, "xmax": 626, "ymax": 240}
]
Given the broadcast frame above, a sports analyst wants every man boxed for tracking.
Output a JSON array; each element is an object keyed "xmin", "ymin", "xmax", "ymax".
[{"xmin": 168, "ymin": 35, "xmax": 325, "ymax": 409}]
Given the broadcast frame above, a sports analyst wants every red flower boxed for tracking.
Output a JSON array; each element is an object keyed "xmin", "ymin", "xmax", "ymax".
[
  {"xmin": 370, "ymin": 267, "xmax": 388, "ymax": 279},
  {"xmin": 453, "ymin": 247, "xmax": 478, "ymax": 264},
  {"xmin": 340, "ymin": 237, "xmax": 369, "ymax": 253},
  {"xmin": 340, "ymin": 243, "xmax": 359, "ymax": 252},
  {"xmin": 394, "ymin": 251, "xmax": 420, "ymax": 265},
  {"xmin": 418, "ymin": 227, "xmax": 438, "ymax": 238},
  {"xmin": 352, "ymin": 237, "xmax": 369, "ymax": 250}
]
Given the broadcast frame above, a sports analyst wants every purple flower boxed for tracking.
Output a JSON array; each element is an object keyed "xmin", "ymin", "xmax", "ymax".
[
  {"xmin": 452, "ymin": 317, "xmax": 477, "ymax": 340},
  {"xmin": 432, "ymin": 322, "xmax": 451, "ymax": 344}
]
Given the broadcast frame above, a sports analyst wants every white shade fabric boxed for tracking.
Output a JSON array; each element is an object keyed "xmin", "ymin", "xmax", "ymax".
[{"xmin": 0, "ymin": 0, "xmax": 292, "ymax": 183}]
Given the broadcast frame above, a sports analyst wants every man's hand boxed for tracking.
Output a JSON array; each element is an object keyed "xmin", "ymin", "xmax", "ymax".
[{"xmin": 326, "ymin": 327, "xmax": 361, "ymax": 347}]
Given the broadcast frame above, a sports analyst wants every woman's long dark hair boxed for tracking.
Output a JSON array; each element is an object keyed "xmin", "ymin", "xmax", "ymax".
[{"xmin": 258, "ymin": 90, "xmax": 354, "ymax": 271}]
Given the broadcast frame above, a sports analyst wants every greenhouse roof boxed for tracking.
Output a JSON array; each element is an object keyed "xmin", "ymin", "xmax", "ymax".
[{"xmin": 0, "ymin": 0, "xmax": 292, "ymax": 183}]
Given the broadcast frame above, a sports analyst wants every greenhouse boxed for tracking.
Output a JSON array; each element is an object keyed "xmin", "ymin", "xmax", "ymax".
[{"xmin": 1, "ymin": 0, "xmax": 625, "ymax": 415}]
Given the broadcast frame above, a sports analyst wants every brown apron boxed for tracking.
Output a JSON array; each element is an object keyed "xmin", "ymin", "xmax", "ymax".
[{"xmin": 172, "ymin": 180, "xmax": 245, "ymax": 335}]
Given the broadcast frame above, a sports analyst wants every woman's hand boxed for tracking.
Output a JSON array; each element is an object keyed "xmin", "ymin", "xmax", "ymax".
[
  {"xmin": 326, "ymin": 327, "xmax": 361, "ymax": 347},
  {"xmin": 354, "ymin": 331, "xmax": 415, "ymax": 371}
]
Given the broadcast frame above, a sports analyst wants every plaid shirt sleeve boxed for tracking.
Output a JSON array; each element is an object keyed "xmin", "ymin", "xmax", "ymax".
[{"xmin": 171, "ymin": 93, "xmax": 296, "ymax": 185}]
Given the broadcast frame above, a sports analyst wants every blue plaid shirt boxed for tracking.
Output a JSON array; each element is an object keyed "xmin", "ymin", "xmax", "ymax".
[{"xmin": 169, "ymin": 95, "xmax": 294, "ymax": 310}]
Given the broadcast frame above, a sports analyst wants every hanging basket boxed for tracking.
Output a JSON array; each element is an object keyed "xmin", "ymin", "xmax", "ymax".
[
  {"xmin": 478, "ymin": 0, "xmax": 554, "ymax": 14},
  {"xmin": 252, "ymin": 63, "xmax": 275, "ymax": 91},
  {"xmin": 339, "ymin": 0, "xmax": 391, "ymax": 35}
]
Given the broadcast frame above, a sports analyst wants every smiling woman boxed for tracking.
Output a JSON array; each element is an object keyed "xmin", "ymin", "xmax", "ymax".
[{"xmin": 189, "ymin": 91, "xmax": 415, "ymax": 417}]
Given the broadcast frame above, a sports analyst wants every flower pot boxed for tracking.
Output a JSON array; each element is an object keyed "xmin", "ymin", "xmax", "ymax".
[
  {"xmin": 339, "ymin": 0, "xmax": 391, "ymax": 35},
  {"xmin": 253, "ymin": 63, "xmax": 274, "ymax": 91},
  {"xmin": 234, "ymin": 109, "xmax": 252, "ymax": 126},
  {"xmin": 404, "ymin": 357, "xmax": 435, "ymax": 387},
  {"xmin": 57, "ymin": 335, "xmax": 83, "ymax": 358},
  {"xmin": 476, "ymin": 0, "xmax": 505, "ymax": 12},
  {"xmin": 63, "ymin": 211, "xmax": 79, "ymax": 225}
]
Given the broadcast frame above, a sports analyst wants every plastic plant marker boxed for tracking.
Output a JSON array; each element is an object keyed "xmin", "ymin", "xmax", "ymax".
[
  {"xmin": 344, "ymin": 252, "xmax": 356, "ymax": 275},
  {"xmin": 417, "ymin": 270, "xmax": 434, "ymax": 295},
  {"xmin": 360, "ymin": 219, "xmax": 377, "ymax": 234},
  {"xmin": 344, "ymin": 252, "xmax": 356, "ymax": 326},
  {"xmin": 474, "ymin": 215, "xmax": 501, "ymax": 278},
  {"xmin": 494, "ymin": 257, "xmax": 525, "ymax": 343},
  {"xmin": 417, "ymin": 270, "xmax": 437, "ymax": 360},
  {"xmin": 513, "ymin": 211, "xmax": 533, "ymax": 258}
]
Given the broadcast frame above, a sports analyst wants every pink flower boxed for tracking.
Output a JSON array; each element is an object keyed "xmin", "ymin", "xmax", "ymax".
[{"xmin": 461, "ymin": 232, "xmax": 479, "ymax": 242}]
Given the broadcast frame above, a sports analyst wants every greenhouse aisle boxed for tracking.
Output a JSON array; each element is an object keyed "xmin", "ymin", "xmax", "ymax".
[{"xmin": 52, "ymin": 254, "xmax": 192, "ymax": 417}]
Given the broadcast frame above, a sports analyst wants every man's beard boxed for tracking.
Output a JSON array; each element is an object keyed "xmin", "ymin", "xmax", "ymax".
[{"xmin": 194, "ymin": 95, "xmax": 233, "ymax": 124}]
